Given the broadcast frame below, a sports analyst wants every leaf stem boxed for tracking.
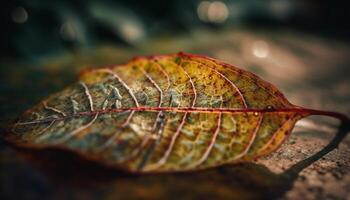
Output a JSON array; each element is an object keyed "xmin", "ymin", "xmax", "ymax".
[{"xmin": 299, "ymin": 107, "xmax": 350, "ymax": 123}]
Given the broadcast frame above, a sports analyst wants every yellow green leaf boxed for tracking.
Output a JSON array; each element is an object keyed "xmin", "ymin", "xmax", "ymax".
[{"xmin": 6, "ymin": 53, "xmax": 349, "ymax": 173}]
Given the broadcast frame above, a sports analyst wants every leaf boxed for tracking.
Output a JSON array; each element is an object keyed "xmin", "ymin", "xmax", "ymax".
[{"xmin": 6, "ymin": 52, "xmax": 349, "ymax": 173}]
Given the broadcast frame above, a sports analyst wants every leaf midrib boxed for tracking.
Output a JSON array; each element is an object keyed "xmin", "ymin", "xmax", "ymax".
[{"xmin": 16, "ymin": 106, "xmax": 316, "ymax": 126}]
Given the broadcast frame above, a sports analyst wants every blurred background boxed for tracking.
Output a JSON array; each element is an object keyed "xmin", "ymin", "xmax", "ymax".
[
  {"xmin": 1, "ymin": 0, "xmax": 350, "ymax": 60},
  {"xmin": 1, "ymin": 0, "xmax": 350, "ymax": 200}
]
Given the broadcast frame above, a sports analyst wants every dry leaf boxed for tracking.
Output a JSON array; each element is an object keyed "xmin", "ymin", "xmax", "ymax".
[{"xmin": 6, "ymin": 52, "xmax": 349, "ymax": 173}]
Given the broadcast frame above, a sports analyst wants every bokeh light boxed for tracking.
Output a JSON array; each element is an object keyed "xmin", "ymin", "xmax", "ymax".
[
  {"xmin": 197, "ymin": 1, "xmax": 229, "ymax": 23},
  {"xmin": 11, "ymin": 7, "xmax": 28, "ymax": 24},
  {"xmin": 252, "ymin": 40, "xmax": 269, "ymax": 58}
]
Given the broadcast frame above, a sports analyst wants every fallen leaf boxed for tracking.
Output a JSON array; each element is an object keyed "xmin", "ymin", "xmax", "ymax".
[{"xmin": 5, "ymin": 52, "xmax": 349, "ymax": 173}]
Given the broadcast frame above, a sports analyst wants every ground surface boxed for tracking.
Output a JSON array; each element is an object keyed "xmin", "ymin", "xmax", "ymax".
[{"xmin": 1, "ymin": 28, "xmax": 349, "ymax": 200}]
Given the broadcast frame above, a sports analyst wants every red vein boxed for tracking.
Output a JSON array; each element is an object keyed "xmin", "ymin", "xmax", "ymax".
[
  {"xmin": 153, "ymin": 61, "xmax": 170, "ymax": 91},
  {"xmin": 79, "ymin": 81, "xmax": 94, "ymax": 111},
  {"xmin": 180, "ymin": 54, "xmax": 291, "ymax": 107},
  {"xmin": 146, "ymin": 60, "xmax": 198, "ymax": 168},
  {"xmin": 103, "ymin": 69, "xmax": 140, "ymax": 107},
  {"xmin": 98, "ymin": 68, "xmax": 144, "ymax": 149},
  {"xmin": 152, "ymin": 112, "xmax": 164, "ymax": 131},
  {"xmin": 120, "ymin": 133, "xmax": 151, "ymax": 163},
  {"xmin": 229, "ymin": 114, "xmax": 263, "ymax": 161},
  {"xmin": 139, "ymin": 67, "xmax": 164, "ymax": 131},
  {"xmin": 209, "ymin": 67, "xmax": 247, "ymax": 107},
  {"xmin": 121, "ymin": 113, "xmax": 166, "ymax": 165},
  {"xmin": 172, "ymin": 60, "xmax": 197, "ymax": 107},
  {"xmin": 100, "ymin": 110, "xmax": 136, "ymax": 150},
  {"xmin": 187, "ymin": 59, "xmax": 248, "ymax": 108},
  {"xmin": 122, "ymin": 111, "xmax": 135, "ymax": 127},
  {"xmin": 221, "ymin": 62, "xmax": 290, "ymax": 107},
  {"xmin": 153, "ymin": 112, "xmax": 189, "ymax": 167},
  {"xmin": 56, "ymin": 113, "xmax": 98, "ymax": 143},
  {"xmin": 138, "ymin": 114, "xmax": 167, "ymax": 170},
  {"xmin": 99, "ymin": 129, "xmax": 122, "ymax": 150},
  {"xmin": 15, "ymin": 106, "xmax": 349, "ymax": 126},
  {"xmin": 256, "ymin": 114, "xmax": 295, "ymax": 155},
  {"xmin": 104, "ymin": 68, "xmax": 141, "ymax": 129},
  {"xmin": 35, "ymin": 120, "xmax": 57, "ymax": 142},
  {"xmin": 196, "ymin": 113, "xmax": 222, "ymax": 165},
  {"xmin": 43, "ymin": 102, "xmax": 67, "ymax": 117},
  {"xmin": 139, "ymin": 67, "xmax": 163, "ymax": 107},
  {"xmin": 192, "ymin": 97, "xmax": 223, "ymax": 167}
]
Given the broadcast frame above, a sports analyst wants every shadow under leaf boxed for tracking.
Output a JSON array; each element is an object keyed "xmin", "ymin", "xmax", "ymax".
[{"xmin": 6, "ymin": 121, "xmax": 349, "ymax": 200}]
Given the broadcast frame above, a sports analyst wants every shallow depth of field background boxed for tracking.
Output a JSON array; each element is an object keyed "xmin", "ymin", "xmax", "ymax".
[{"xmin": 0, "ymin": 0, "xmax": 350, "ymax": 200}]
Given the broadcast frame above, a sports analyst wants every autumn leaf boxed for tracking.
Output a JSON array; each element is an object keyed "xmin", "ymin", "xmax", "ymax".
[{"xmin": 5, "ymin": 52, "xmax": 349, "ymax": 173}]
